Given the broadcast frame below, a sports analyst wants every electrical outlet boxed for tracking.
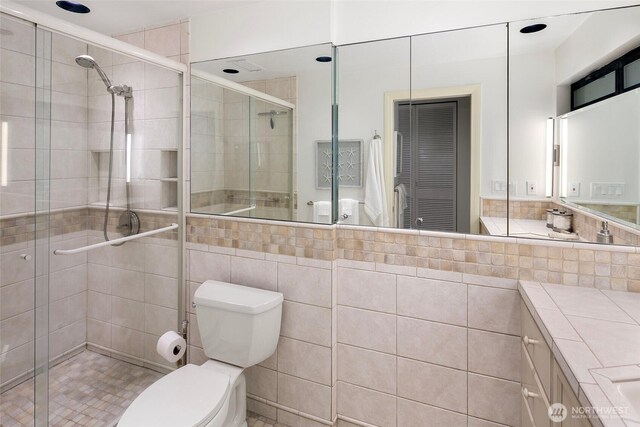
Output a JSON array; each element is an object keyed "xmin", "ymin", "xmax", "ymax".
[
  {"xmin": 526, "ymin": 181, "xmax": 537, "ymax": 195},
  {"xmin": 569, "ymin": 182, "xmax": 580, "ymax": 197}
]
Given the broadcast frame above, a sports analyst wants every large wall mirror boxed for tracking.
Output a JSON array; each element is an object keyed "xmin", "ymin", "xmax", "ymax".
[
  {"xmin": 505, "ymin": 5, "xmax": 640, "ymax": 245},
  {"xmin": 190, "ymin": 5, "xmax": 640, "ymax": 246},
  {"xmin": 337, "ymin": 25, "xmax": 507, "ymax": 234},
  {"xmin": 190, "ymin": 44, "xmax": 333, "ymax": 222}
]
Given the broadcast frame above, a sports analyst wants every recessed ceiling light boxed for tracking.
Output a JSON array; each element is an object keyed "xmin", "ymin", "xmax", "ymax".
[
  {"xmin": 56, "ymin": 1, "xmax": 90, "ymax": 13},
  {"xmin": 315, "ymin": 56, "xmax": 332, "ymax": 63},
  {"xmin": 223, "ymin": 69, "xmax": 239, "ymax": 74},
  {"xmin": 520, "ymin": 23, "xmax": 547, "ymax": 34}
]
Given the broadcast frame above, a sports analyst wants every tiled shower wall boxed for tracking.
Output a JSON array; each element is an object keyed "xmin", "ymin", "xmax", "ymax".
[
  {"xmin": 0, "ymin": 15, "xmax": 187, "ymax": 390},
  {"xmin": 84, "ymin": 21, "xmax": 186, "ymax": 366},
  {"xmin": 185, "ymin": 212, "xmax": 640, "ymax": 426}
]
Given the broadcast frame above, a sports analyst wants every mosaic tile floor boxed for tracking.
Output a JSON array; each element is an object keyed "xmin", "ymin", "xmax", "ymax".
[
  {"xmin": 247, "ymin": 412, "xmax": 280, "ymax": 427},
  {"xmin": 0, "ymin": 350, "xmax": 164, "ymax": 427}
]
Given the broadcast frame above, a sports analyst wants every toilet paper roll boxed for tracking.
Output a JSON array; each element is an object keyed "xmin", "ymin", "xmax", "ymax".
[{"xmin": 156, "ymin": 331, "xmax": 186, "ymax": 363}]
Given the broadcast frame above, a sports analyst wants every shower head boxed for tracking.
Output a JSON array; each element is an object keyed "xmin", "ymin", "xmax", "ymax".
[{"xmin": 75, "ymin": 54, "xmax": 113, "ymax": 89}]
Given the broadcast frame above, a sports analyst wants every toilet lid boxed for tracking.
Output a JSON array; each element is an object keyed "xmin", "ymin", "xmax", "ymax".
[{"xmin": 118, "ymin": 364, "xmax": 230, "ymax": 427}]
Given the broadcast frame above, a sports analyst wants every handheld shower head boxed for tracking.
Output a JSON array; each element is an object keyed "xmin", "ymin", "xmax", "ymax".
[{"xmin": 75, "ymin": 54, "xmax": 113, "ymax": 89}]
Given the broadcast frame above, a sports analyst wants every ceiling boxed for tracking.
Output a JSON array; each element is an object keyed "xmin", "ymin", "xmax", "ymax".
[
  {"xmin": 192, "ymin": 12, "xmax": 597, "ymax": 82},
  {"xmin": 12, "ymin": 0, "xmax": 262, "ymax": 35}
]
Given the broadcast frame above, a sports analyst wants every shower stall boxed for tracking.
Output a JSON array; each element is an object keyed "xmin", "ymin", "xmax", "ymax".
[
  {"xmin": 190, "ymin": 70, "xmax": 295, "ymax": 220},
  {"xmin": 0, "ymin": 4, "xmax": 184, "ymax": 426}
]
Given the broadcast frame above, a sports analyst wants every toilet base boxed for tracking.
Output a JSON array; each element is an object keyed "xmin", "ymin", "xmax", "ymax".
[{"xmin": 201, "ymin": 361, "xmax": 247, "ymax": 427}]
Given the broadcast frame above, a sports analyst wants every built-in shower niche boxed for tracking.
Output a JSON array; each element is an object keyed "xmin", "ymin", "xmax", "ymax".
[
  {"xmin": 160, "ymin": 150, "xmax": 178, "ymax": 211},
  {"xmin": 88, "ymin": 149, "xmax": 178, "ymax": 210}
]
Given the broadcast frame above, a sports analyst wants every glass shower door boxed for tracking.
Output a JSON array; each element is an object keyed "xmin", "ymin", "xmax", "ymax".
[
  {"xmin": 0, "ymin": 13, "xmax": 48, "ymax": 427},
  {"xmin": 251, "ymin": 98, "xmax": 294, "ymax": 220}
]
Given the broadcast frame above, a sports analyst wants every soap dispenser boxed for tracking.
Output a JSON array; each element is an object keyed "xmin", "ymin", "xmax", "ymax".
[{"xmin": 596, "ymin": 221, "xmax": 613, "ymax": 244}]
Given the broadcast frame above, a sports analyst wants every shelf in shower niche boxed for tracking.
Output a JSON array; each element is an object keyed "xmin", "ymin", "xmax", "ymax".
[
  {"xmin": 160, "ymin": 178, "xmax": 178, "ymax": 182},
  {"xmin": 161, "ymin": 206, "xmax": 178, "ymax": 212},
  {"xmin": 161, "ymin": 151, "xmax": 178, "ymax": 180}
]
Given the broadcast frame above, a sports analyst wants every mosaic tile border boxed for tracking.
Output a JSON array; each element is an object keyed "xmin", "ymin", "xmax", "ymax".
[
  {"xmin": 186, "ymin": 213, "xmax": 640, "ymax": 292},
  {"xmin": 0, "ymin": 207, "xmax": 179, "ymax": 247}
]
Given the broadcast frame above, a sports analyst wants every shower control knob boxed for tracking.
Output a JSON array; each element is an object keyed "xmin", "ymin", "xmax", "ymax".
[
  {"xmin": 415, "ymin": 217, "xmax": 424, "ymax": 226},
  {"xmin": 20, "ymin": 254, "xmax": 32, "ymax": 261}
]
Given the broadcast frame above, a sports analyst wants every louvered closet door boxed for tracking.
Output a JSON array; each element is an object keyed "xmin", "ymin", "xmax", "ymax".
[{"xmin": 412, "ymin": 102, "xmax": 457, "ymax": 231}]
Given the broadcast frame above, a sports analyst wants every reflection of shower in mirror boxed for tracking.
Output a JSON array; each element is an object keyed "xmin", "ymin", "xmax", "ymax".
[{"xmin": 258, "ymin": 110, "xmax": 289, "ymax": 129}]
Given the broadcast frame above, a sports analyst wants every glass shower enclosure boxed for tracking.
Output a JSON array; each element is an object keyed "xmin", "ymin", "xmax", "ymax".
[
  {"xmin": 1, "ymin": 8, "xmax": 183, "ymax": 426},
  {"xmin": 190, "ymin": 70, "xmax": 295, "ymax": 221}
]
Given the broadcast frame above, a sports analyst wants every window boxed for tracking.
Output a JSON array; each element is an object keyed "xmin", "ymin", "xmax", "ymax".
[{"xmin": 571, "ymin": 45, "xmax": 640, "ymax": 110}]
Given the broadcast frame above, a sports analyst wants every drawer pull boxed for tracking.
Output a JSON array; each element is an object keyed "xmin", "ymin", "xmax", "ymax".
[
  {"xmin": 523, "ymin": 336, "xmax": 540, "ymax": 346},
  {"xmin": 522, "ymin": 387, "xmax": 540, "ymax": 399}
]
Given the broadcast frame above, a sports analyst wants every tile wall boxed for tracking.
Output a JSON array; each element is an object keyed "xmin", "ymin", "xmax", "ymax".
[
  {"xmin": 185, "ymin": 212, "xmax": 640, "ymax": 426},
  {"xmin": 335, "ymin": 262, "xmax": 521, "ymax": 427},
  {"xmin": 0, "ymin": 15, "xmax": 37, "ymax": 217},
  {"xmin": 185, "ymin": 240, "xmax": 335, "ymax": 424}
]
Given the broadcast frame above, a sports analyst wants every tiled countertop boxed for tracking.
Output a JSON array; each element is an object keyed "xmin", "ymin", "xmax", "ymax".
[
  {"xmin": 519, "ymin": 281, "xmax": 640, "ymax": 427},
  {"xmin": 481, "ymin": 216, "xmax": 587, "ymax": 241}
]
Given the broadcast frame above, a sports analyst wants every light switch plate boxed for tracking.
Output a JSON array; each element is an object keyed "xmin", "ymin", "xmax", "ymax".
[{"xmin": 491, "ymin": 180, "xmax": 506, "ymax": 193}]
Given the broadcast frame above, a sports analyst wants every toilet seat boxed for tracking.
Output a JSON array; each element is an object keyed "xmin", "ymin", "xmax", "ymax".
[{"xmin": 118, "ymin": 364, "xmax": 231, "ymax": 427}]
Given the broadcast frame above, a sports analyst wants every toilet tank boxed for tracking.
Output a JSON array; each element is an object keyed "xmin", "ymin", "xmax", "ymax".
[{"xmin": 194, "ymin": 280, "xmax": 283, "ymax": 368}]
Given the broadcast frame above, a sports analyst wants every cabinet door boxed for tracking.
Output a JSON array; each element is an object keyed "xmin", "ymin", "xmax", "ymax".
[{"xmin": 552, "ymin": 361, "xmax": 592, "ymax": 427}]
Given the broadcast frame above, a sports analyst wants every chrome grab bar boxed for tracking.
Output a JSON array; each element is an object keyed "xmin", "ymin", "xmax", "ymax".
[
  {"xmin": 53, "ymin": 223, "xmax": 179, "ymax": 255},
  {"xmin": 222, "ymin": 205, "xmax": 256, "ymax": 216}
]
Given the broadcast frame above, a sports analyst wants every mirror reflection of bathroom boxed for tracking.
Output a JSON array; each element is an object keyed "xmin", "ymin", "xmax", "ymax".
[
  {"xmin": 505, "ymin": 5, "xmax": 640, "ymax": 244},
  {"xmin": 190, "ymin": 44, "xmax": 332, "ymax": 222},
  {"xmin": 338, "ymin": 25, "xmax": 507, "ymax": 233}
]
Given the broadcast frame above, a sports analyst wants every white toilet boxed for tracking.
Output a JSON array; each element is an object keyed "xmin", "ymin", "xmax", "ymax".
[{"xmin": 118, "ymin": 280, "xmax": 283, "ymax": 427}]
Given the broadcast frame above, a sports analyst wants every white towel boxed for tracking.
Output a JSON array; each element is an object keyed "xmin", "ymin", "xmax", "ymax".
[
  {"xmin": 395, "ymin": 184, "xmax": 408, "ymax": 228},
  {"xmin": 364, "ymin": 137, "xmax": 389, "ymax": 226},
  {"xmin": 396, "ymin": 184, "xmax": 408, "ymax": 210},
  {"xmin": 339, "ymin": 198, "xmax": 359, "ymax": 225},
  {"xmin": 313, "ymin": 201, "xmax": 332, "ymax": 224}
]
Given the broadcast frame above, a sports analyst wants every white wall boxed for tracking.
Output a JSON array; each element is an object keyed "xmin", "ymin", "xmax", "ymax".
[
  {"xmin": 332, "ymin": 0, "xmax": 640, "ymax": 46},
  {"xmin": 296, "ymin": 67, "xmax": 333, "ymax": 222},
  {"xmin": 190, "ymin": 1, "xmax": 332, "ymax": 62},
  {"xmin": 563, "ymin": 90, "xmax": 640, "ymax": 203},
  {"xmin": 509, "ymin": 51, "xmax": 557, "ymax": 199},
  {"xmin": 555, "ymin": 6, "xmax": 640, "ymax": 85}
]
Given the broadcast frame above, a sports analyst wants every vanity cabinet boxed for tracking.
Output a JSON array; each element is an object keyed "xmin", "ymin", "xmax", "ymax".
[
  {"xmin": 552, "ymin": 361, "xmax": 592, "ymax": 427},
  {"xmin": 521, "ymin": 302, "xmax": 592, "ymax": 427}
]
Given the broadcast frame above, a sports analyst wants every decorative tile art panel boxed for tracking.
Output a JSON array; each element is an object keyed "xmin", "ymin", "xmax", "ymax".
[{"xmin": 315, "ymin": 139, "xmax": 363, "ymax": 189}]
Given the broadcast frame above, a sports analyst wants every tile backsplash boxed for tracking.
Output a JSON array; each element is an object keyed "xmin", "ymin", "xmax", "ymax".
[{"xmin": 188, "ymin": 214, "xmax": 640, "ymax": 292}]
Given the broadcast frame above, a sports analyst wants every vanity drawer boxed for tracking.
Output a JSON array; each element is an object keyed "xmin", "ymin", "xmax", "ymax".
[
  {"xmin": 522, "ymin": 302, "xmax": 552, "ymax": 399},
  {"xmin": 522, "ymin": 343, "xmax": 551, "ymax": 427}
]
